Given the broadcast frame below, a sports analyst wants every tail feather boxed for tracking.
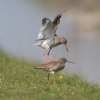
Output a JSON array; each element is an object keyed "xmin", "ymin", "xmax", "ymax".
[
  {"xmin": 34, "ymin": 66, "xmax": 42, "ymax": 69},
  {"xmin": 34, "ymin": 41, "xmax": 40, "ymax": 46},
  {"xmin": 34, "ymin": 40, "xmax": 44, "ymax": 46},
  {"xmin": 34, "ymin": 64, "xmax": 46, "ymax": 69}
]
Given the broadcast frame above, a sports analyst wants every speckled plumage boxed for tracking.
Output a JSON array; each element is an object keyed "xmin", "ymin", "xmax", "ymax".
[{"xmin": 34, "ymin": 58, "xmax": 74, "ymax": 84}]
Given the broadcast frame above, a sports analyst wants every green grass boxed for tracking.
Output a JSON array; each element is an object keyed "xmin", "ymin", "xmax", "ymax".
[{"xmin": 0, "ymin": 49, "xmax": 100, "ymax": 100}]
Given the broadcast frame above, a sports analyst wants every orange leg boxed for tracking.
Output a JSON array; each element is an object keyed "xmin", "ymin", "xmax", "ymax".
[
  {"xmin": 48, "ymin": 54, "xmax": 56, "ymax": 62},
  {"xmin": 52, "ymin": 74, "xmax": 56, "ymax": 84},
  {"xmin": 47, "ymin": 49, "xmax": 56, "ymax": 62},
  {"xmin": 42, "ymin": 50, "xmax": 48, "ymax": 64}
]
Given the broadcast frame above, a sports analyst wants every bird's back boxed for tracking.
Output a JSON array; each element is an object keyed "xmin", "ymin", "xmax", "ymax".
[
  {"xmin": 34, "ymin": 61, "xmax": 65, "ymax": 72},
  {"xmin": 50, "ymin": 36, "xmax": 61, "ymax": 49}
]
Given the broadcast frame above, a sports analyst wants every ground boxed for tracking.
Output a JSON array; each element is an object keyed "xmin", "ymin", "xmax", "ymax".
[{"xmin": 0, "ymin": 49, "xmax": 100, "ymax": 100}]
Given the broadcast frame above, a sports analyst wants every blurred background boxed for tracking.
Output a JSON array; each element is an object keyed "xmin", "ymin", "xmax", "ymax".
[{"xmin": 0, "ymin": 0, "xmax": 100, "ymax": 84}]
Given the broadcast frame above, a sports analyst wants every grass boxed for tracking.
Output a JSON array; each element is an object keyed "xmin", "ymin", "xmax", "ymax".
[{"xmin": 0, "ymin": 49, "xmax": 100, "ymax": 100}]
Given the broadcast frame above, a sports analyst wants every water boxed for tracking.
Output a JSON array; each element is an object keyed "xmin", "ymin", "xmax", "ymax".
[{"xmin": 0, "ymin": 0, "xmax": 100, "ymax": 84}]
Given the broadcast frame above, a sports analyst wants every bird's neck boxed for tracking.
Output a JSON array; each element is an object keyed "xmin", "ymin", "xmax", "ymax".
[
  {"xmin": 54, "ymin": 36, "xmax": 62, "ymax": 45},
  {"xmin": 59, "ymin": 62, "xmax": 65, "ymax": 67}
]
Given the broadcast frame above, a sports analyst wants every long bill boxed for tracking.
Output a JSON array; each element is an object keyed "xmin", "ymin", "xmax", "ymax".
[
  {"xmin": 67, "ymin": 60, "xmax": 75, "ymax": 64},
  {"xmin": 64, "ymin": 44, "xmax": 69, "ymax": 52}
]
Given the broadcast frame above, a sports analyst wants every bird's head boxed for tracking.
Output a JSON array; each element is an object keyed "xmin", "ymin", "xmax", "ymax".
[
  {"xmin": 58, "ymin": 58, "xmax": 74, "ymax": 64},
  {"xmin": 60, "ymin": 38, "xmax": 69, "ymax": 52}
]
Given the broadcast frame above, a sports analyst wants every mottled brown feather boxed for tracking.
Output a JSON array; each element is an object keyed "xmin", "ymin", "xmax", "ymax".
[{"xmin": 34, "ymin": 61, "xmax": 58, "ymax": 70}]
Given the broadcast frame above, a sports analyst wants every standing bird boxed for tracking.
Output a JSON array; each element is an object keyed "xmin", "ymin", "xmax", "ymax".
[
  {"xmin": 34, "ymin": 58, "xmax": 74, "ymax": 84},
  {"xmin": 34, "ymin": 10, "xmax": 68, "ymax": 64}
]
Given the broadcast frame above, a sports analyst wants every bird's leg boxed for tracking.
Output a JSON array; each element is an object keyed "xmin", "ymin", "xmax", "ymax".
[
  {"xmin": 42, "ymin": 50, "xmax": 48, "ymax": 64},
  {"xmin": 48, "ymin": 54, "xmax": 56, "ymax": 62},
  {"xmin": 47, "ymin": 73, "xmax": 50, "ymax": 83},
  {"xmin": 47, "ymin": 49, "xmax": 56, "ymax": 62},
  {"xmin": 52, "ymin": 74, "xmax": 56, "ymax": 84}
]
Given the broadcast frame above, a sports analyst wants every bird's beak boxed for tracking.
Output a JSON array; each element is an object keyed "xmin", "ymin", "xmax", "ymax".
[
  {"xmin": 66, "ymin": 60, "xmax": 75, "ymax": 64},
  {"xmin": 64, "ymin": 44, "xmax": 69, "ymax": 52}
]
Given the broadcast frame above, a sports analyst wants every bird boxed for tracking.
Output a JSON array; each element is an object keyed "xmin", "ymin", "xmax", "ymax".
[
  {"xmin": 34, "ymin": 10, "xmax": 68, "ymax": 64},
  {"xmin": 34, "ymin": 58, "xmax": 74, "ymax": 84}
]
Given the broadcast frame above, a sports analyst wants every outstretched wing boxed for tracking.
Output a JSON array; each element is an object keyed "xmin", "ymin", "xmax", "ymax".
[
  {"xmin": 52, "ymin": 10, "xmax": 67, "ymax": 35},
  {"xmin": 37, "ymin": 18, "xmax": 54, "ymax": 40},
  {"xmin": 35, "ymin": 10, "xmax": 67, "ymax": 43}
]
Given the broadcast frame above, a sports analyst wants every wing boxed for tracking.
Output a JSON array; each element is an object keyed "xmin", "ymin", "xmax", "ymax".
[
  {"xmin": 52, "ymin": 10, "xmax": 67, "ymax": 35},
  {"xmin": 34, "ymin": 61, "xmax": 59, "ymax": 71},
  {"xmin": 53, "ymin": 14, "xmax": 61, "ymax": 36},
  {"xmin": 37, "ymin": 18, "xmax": 54, "ymax": 40},
  {"xmin": 44, "ymin": 62, "xmax": 60, "ymax": 71}
]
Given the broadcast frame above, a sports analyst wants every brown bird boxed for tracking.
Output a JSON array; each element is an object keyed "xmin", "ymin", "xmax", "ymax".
[
  {"xmin": 34, "ymin": 58, "xmax": 74, "ymax": 84},
  {"xmin": 34, "ymin": 10, "xmax": 68, "ymax": 64}
]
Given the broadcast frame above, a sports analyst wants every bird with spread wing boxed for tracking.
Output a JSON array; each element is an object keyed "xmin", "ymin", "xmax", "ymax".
[{"xmin": 34, "ymin": 10, "xmax": 68, "ymax": 64}]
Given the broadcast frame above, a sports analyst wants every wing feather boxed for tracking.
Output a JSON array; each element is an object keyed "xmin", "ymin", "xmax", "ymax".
[
  {"xmin": 37, "ymin": 18, "xmax": 54, "ymax": 40},
  {"xmin": 52, "ymin": 10, "xmax": 67, "ymax": 35}
]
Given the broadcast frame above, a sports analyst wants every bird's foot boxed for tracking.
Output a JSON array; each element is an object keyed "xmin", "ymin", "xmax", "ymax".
[
  {"xmin": 48, "ymin": 80, "xmax": 50, "ymax": 83},
  {"xmin": 44, "ymin": 62, "xmax": 49, "ymax": 65},
  {"xmin": 51, "ymin": 59, "xmax": 57, "ymax": 62}
]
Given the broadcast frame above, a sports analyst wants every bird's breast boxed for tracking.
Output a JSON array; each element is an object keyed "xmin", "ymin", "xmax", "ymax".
[{"xmin": 54, "ymin": 65, "xmax": 65, "ymax": 72}]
